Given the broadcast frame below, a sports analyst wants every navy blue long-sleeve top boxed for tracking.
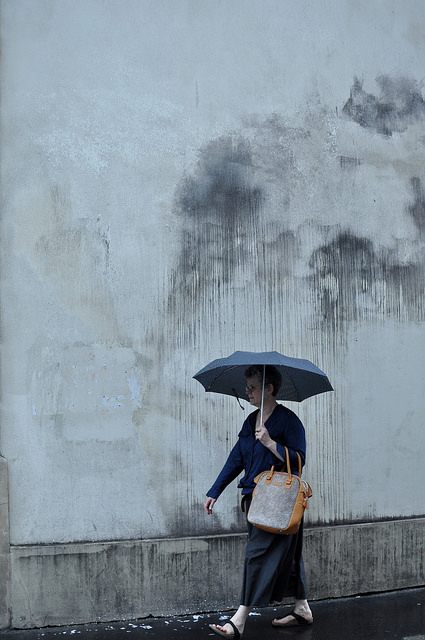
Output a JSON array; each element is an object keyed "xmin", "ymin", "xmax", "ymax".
[{"xmin": 206, "ymin": 404, "xmax": 306, "ymax": 499}]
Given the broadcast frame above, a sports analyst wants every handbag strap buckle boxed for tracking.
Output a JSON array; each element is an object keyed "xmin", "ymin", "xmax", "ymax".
[{"xmin": 265, "ymin": 466, "xmax": 275, "ymax": 484}]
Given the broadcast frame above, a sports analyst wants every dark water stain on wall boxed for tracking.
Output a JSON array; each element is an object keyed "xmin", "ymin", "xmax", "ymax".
[
  {"xmin": 383, "ymin": 261, "xmax": 424, "ymax": 318},
  {"xmin": 177, "ymin": 136, "xmax": 263, "ymax": 224},
  {"xmin": 309, "ymin": 232, "xmax": 379, "ymax": 327},
  {"xmin": 310, "ymin": 230, "xmax": 425, "ymax": 327},
  {"xmin": 408, "ymin": 177, "xmax": 425, "ymax": 234},
  {"xmin": 168, "ymin": 135, "xmax": 264, "ymax": 324},
  {"xmin": 168, "ymin": 97, "xmax": 425, "ymax": 347},
  {"xmin": 339, "ymin": 156, "xmax": 362, "ymax": 170},
  {"xmin": 343, "ymin": 76, "xmax": 425, "ymax": 135}
]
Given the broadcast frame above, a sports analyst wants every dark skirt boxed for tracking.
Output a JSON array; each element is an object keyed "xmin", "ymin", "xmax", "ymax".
[{"xmin": 240, "ymin": 497, "xmax": 307, "ymax": 607}]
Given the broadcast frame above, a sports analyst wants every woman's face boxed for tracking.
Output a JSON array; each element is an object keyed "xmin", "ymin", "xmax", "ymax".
[{"xmin": 245, "ymin": 375, "xmax": 263, "ymax": 407}]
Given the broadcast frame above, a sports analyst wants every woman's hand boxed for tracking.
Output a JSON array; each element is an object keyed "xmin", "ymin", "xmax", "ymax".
[
  {"xmin": 255, "ymin": 423, "xmax": 273, "ymax": 448},
  {"xmin": 204, "ymin": 496, "xmax": 216, "ymax": 515},
  {"xmin": 256, "ymin": 424, "xmax": 285, "ymax": 462}
]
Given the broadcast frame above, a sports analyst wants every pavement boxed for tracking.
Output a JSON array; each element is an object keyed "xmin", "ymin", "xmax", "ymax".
[{"xmin": 0, "ymin": 587, "xmax": 424, "ymax": 640}]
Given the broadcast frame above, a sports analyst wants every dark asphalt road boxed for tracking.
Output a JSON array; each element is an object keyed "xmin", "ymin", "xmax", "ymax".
[{"xmin": 0, "ymin": 587, "xmax": 423, "ymax": 640}]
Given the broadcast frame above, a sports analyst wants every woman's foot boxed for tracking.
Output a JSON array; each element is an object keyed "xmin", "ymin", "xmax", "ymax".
[
  {"xmin": 272, "ymin": 601, "xmax": 313, "ymax": 627},
  {"xmin": 209, "ymin": 619, "xmax": 244, "ymax": 638},
  {"xmin": 272, "ymin": 610, "xmax": 313, "ymax": 626}
]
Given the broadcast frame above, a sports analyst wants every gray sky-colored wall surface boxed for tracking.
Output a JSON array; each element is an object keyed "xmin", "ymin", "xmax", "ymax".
[{"xmin": 1, "ymin": 0, "xmax": 425, "ymax": 545}]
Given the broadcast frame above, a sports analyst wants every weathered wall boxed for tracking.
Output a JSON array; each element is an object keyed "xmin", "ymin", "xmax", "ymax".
[
  {"xmin": 10, "ymin": 518, "xmax": 425, "ymax": 629},
  {"xmin": 1, "ymin": 0, "xmax": 425, "ymax": 629}
]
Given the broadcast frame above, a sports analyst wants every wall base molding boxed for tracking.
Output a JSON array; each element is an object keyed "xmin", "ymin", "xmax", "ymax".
[{"xmin": 9, "ymin": 518, "xmax": 425, "ymax": 629}]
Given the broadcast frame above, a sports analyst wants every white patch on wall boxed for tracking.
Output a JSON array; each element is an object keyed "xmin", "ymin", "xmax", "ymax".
[
  {"xmin": 30, "ymin": 345, "xmax": 140, "ymax": 441},
  {"xmin": 127, "ymin": 373, "xmax": 142, "ymax": 409}
]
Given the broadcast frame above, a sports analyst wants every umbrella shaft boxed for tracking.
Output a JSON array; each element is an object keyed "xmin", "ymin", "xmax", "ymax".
[{"xmin": 260, "ymin": 364, "xmax": 266, "ymax": 425}]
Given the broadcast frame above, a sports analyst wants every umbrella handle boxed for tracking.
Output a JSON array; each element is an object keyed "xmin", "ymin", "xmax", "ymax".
[{"xmin": 260, "ymin": 364, "xmax": 266, "ymax": 425}]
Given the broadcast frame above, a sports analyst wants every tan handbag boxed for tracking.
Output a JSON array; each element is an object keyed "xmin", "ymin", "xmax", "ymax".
[{"xmin": 247, "ymin": 447, "xmax": 312, "ymax": 535}]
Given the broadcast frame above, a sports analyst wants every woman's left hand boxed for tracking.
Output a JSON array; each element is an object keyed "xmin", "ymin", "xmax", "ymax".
[{"xmin": 255, "ymin": 423, "xmax": 273, "ymax": 447}]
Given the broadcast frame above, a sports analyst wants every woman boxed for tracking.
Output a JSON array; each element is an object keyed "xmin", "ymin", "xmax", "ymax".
[{"xmin": 204, "ymin": 365, "xmax": 313, "ymax": 638}]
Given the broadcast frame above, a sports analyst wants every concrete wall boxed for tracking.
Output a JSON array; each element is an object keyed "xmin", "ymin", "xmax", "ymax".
[
  {"xmin": 9, "ymin": 519, "xmax": 425, "ymax": 628},
  {"xmin": 1, "ymin": 0, "xmax": 425, "ymax": 629}
]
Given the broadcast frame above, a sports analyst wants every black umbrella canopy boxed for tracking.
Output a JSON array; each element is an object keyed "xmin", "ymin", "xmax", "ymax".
[{"xmin": 193, "ymin": 350, "xmax": 333, "ymax": 403}]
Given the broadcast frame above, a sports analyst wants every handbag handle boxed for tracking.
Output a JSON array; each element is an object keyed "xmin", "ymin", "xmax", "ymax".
[
  {"xmin": 284, "ymin": 446, "xmax": 302, "ymax": 478},
  {"xmin": 265, "ymin": 446, "xmax": 302, "ymax": 484}
]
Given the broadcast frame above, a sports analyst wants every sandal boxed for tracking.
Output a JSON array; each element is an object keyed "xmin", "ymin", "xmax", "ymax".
[
  {"xmin": 209, "ymin": 620, "xmax": 242, "ymax": 638},
  {"xmin": 272, "ymin": 610, "xmax": 313, "ymax": 627}
]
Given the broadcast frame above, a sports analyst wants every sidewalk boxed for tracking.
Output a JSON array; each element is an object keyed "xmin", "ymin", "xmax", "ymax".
[{"xmin": 0, "ymin": 587, "xmax": 423, "ymax": 640}]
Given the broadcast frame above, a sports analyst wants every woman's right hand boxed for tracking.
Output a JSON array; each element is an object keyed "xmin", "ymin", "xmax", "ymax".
[{"xmin": 204, "ymin": 496, "xmax": 216, "ymax": 515}]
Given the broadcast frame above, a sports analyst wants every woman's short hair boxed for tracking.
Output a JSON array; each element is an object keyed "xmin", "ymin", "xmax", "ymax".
[{"xmin": 244, "ymin": 365, "xmax": 282, "ymax": 397}]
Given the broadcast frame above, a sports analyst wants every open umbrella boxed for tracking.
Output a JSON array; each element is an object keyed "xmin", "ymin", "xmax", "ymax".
[{"xmin": 193, "ymin": 350, "xmax": 333, "ymax": 422}]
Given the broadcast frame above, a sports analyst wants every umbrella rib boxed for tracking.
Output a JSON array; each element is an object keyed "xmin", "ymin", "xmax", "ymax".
[
  {"xmin": 205, "ymin": 365, "xmax": 241, "ymax": 391},
  {"xmin": 281, "ymin": 370, "xmax": 302, "ymax": 402}
]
